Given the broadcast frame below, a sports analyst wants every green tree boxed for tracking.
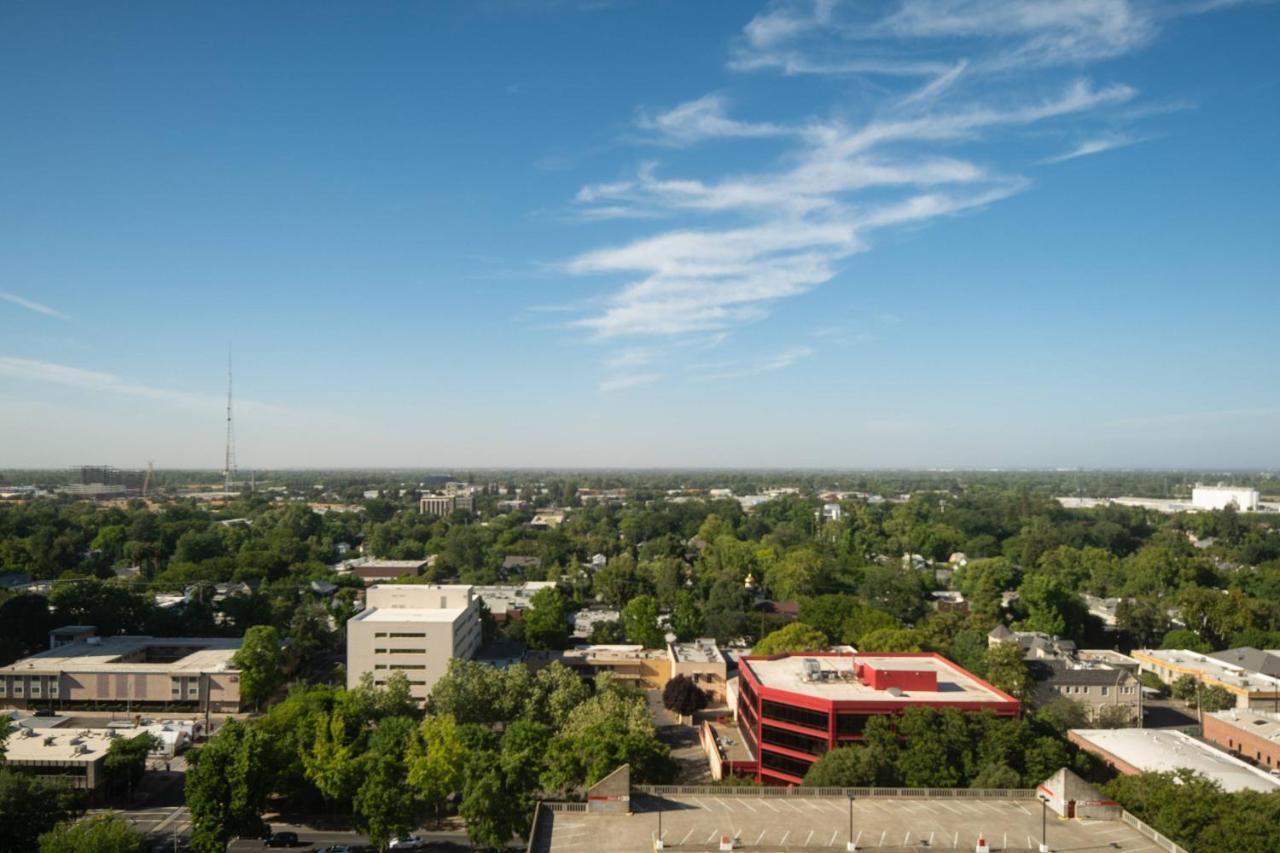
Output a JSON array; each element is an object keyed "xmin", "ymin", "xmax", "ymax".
[
  {"xmin": 103, "ymin": 733, "xmax": 158, "ymax": 799},
  {"xmin": 353, "ymin": 754, "xmax": 418, "ymax": 850},
  {"xmin": 662, "ymin": 674, "xmax": 708, "ymax": 715},
  {"xmin": 1160, "ymin": 628, "xmax": 1212, "ymax": 653},
  {"xmin": 406, "ymin": 714, "xmax": 467, "ymax": 820},
  {"xmin": 38, "ymin": 813, "xmax": 142, "ymax": 853},
  {"xmin": 459, "ymin": 766, "xmax": 522, "ymax": 851},
  {"xmin": 1116, "ymin": 596, "xmax": 1170, "ymax": 647},
  {"xmin": 621, "ymin": 594, "xmax": 665, "ymax": 649},
  {"xmin": 970, "ymin": 763, "xmax": 1022, "ymax": 789},
  {"xmin": 0, "ymin": 768, "xmax": 84, "ymax": 853},
  {"xmin": 858, "ymin": 627, "xmax": 925, "ymax": 652},
  {"xmin": 763, "ymin": 547, "xmax": 825, "ymax": 601},
  {"xmin": 301, "ymin": 708, "xmax": 363, "ymax": 805},
  {"xmin": 230, "ymin": 624, "xmax": 286, "ymax": 710},
  {"xmin": 801, "ymin": 745, "xmax": 896, "ymax": 787},
  {"xmin": 985, "ymin": 643, "xmax": 1032, "ymax": 702},
  {"xmin": 751, "ymin": 622, "xmax": 829, "ymax": 655},
  {"xmin": 185, "ymin": 720, "xmax": 271, "ymax": 853},
  {"xmin": 524, "ymin": 587, "xmax": 570, "ymax": 650}
]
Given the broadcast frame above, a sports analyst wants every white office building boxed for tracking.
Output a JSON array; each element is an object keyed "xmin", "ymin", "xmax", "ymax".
[
  {"xmin": 346, "ymin": 584, "xmax": 482, "ymax": 702},
  {"xmin": 1192, "ymin": 485, "xmax": 1260, "ymax": 512}
]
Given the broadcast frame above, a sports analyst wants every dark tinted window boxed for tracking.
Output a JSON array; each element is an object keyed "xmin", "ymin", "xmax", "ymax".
[
  {"xmin": 761, "ymin": 749, "xmax": 814, "ymax": 780},
  {"xmin": 762, "ymin": 724, "xmax": 828, "ymax": 756},
  {"xmin": 761, "ymin": 700, "xmax": 829, "ymax": 732}
]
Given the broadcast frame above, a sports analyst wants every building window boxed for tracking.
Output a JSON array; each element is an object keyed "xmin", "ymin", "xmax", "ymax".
[
  {"xmin": 375, "ymin": 649, "xmax": 387, "ymax": 654},
  {"xmin": 762, "ymin": 724, "xmax": 828, "ymax": 757},
  {"xmin": 375, "ymin": 632, "xmax": 388, "ymax": 638},
  {"xmin": 1101, "ymin": 687, "xmax": 1109, "ymax": 696},
  {"xmin": 761, "ymin": 700, "xmax": 829, "ymax": 732},
  {"xmin": 837, "ymin": 713, "xmax": 870, "ymax": 736},
  {"xmin": 761, "ymin": 749, "xmax": 814, "ymax": 780},
  {"xmin": 390, "ymin": 665, "xmax": 427, "ymax": 671},
  {"xmin": 388, "ymin": 648, "xmax": 426, "ymax": 655},
  {"xmin": 389, "ymin": 633, "xmax": 426, "ymax": 638}
]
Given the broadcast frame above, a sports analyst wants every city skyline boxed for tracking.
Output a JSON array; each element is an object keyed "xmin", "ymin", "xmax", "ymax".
[{"xmin": 2, "ymin": 1, "xmax": 1278, "ymax": 468}]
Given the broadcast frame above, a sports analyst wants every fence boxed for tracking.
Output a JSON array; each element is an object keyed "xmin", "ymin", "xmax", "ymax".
[
  {"xmin": 1120, "ymin": 810, "xmax": 1191, "ymax": 853},
  {"xmin": 635, "ymin": 784, "xmax": 1036, "ymax": 799}
]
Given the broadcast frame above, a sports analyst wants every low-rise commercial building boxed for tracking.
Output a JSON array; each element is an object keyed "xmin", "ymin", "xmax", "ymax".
[
  {"xmin": 736, "ymin": 652, "xmax": 1019, "ymax": 784},
  {"xmin": 668, "ymin": 639, "xmax": 729, "ymax": 704},
  {"xmin": 1, "ymin": 725, "xmax": 114, "ymax": 790},
  {"xmin": 350, "ymin": 559, "xmax": 428, "ymax": 585},
  {"xmin": 1068, "ymin": 728, "xmax": 1280, "ymax": 793},
  {"xmin": 1204, "ymin": 708, "xmax": 1280, "ymax": 771},
  {"xmin": 346, "ymin": 584, "xmax": 482, "ymax": 702},
  {"xmin": 0, "ymin": 632, "xmax": 242, "ymax": 711},
  {"xmin": 1133, "ymin": 648, "xmax": 1280, "ymax": 709},
  {"xmin": 472, "ymin": 581, "xmax": 557, "ymax": 623}
]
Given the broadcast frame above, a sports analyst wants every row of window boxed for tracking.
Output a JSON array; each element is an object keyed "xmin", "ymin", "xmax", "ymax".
[
  {"xmin": 760, "ymin": 749, "xmax": 814, "ymax": 780},
  {"xmin": 761, "ymin": 724, "xmax": 828, "ymax": 757},
  {"xmin": 1057, "ymin": 685, "xmax": 1134, "ymax": 696},
  {"xmin": 760, "ymin": 700, "xmax": 829, "ymax": 732},
  {"xmin": 374, "ymin": 648, "xmax": 428, "ymax": 655},
  {"xmin": 0, "ymin": 675, "xmax": 59, "ymax": 699},
  {"xmin": 373, "ymin": 664, "xmax": 427, "ymax": 671},
  {"xmin": 373, "ymin": 632, "xmax": 429, "ymax": 639}
]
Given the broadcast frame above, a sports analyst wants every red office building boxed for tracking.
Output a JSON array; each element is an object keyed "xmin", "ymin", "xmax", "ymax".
[{"xmin": 735, "ymin": 652, "xmax": 1020, "ymax": 784}]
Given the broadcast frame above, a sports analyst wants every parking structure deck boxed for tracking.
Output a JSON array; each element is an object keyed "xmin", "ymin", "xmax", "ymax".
[{"xmin": 538, "ymin": 793, "xmax": 1161, "ymax": 852}]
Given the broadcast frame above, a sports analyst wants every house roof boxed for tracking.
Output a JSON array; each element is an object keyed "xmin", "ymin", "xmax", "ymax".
[
  {"xmin": 988, "ymin": 624, "xmax": 1013, "ymax": 639},
  {"xmin": 1030, "ymin": 660, "xmax": 1134, "ymax": 686},
  {"xmin": 1208, "ymin": 647, "xmax": 1280, "ymax": 678}
]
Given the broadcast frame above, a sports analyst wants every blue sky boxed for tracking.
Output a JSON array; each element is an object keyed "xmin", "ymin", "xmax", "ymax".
[{"xmin": 1, "ymin": 1, "xmax": 1277, "ymax": 469}]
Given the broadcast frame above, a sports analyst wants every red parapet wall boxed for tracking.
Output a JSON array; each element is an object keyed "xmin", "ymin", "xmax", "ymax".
[{"xmin": 857, "ymin": 662, "xmax": 938, "ymax": 692}]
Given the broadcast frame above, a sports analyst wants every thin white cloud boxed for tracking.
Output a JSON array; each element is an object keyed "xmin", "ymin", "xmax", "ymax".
[
  {"xmin": 598, "ymin": 373, "xmax": 663, "ymax": 393},
  {"xmin": 0, "ymin": 292, "xmax": 70, "ymax": 321},
  {"xmin": 693, "ymin": 346, "xmax": 815, "ymax": 380},
  {"xmin": 0, "ymin": 355, "xmax": 291, "ymax": 416},
  {"xmin": 554, "ymin": 0, "xmax": 1243, "ymax": 348},
  {"xmin": 1040, "ymin": 134, "xmax": 1145, "ymax": 164}
]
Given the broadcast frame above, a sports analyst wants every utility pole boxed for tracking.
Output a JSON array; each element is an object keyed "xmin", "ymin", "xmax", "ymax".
[{"xmin": 223, "ymin": 348, "xmax": 236, "ymax": 492}]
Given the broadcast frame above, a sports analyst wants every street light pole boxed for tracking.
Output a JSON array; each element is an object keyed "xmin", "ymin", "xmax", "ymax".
[
  {"xmin": 847, "ymin": 796, "xmax": 857, "ymax": 851},
  {"xmin": 1040, "ymin": 796, "xmax": 1049, "ymax": 853}
]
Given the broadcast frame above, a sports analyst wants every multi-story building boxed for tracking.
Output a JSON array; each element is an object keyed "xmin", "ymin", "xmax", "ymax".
[
  {"xmin": 0, "ymin": 632, "xmax": 242, "ymax": 711},
  {"xmin": 346, "ymin": 584, "xmax": 482, "ymax": 702},
  {"xmin": 735, "ymin": 652, "xmax": 1019, "ymax": 784},
  {"xmin": 1204, "ymin": 708, "xmax": 1280, "ymax": 772},
  {"xmin": 1132, "ymin": 648, "xmax": 1280, "ymax": 710},
  {"xmin": 1029, "ymin": 660, "xmax": 1142, "ymax": 724},
  {"xmin": 419, "ymin": 495, "xmax": 457, "ymax": 516},
  {"xmin": 528, "ymin": 639, "xmax": 728, "ymax": 704}
]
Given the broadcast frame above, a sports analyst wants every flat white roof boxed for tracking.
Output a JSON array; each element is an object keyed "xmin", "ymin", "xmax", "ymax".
[
  {"xmin": 745, "ymin": 654, "xmax": 1012, "ymax": 704},
  {"xmin": 0, "ymin": 636, "xmax": 241, "ymax": 675},
  {"xmin": 1210, "ymin": 708, "xmax": 1280, "ymax": 744},
  {"xmin": 1072, "ymin": 728, "xmax": 1280, "ymax": 793},
  {"xmin": 351, "ymin": 607, "xmax": 470, "ymax": 623},
  {"xmin": 2, "ymin": 728, "xmax": 114, "ymax": 763},
  {"xmin": 1137, "ymin": 648, "xmax": 1280, "ymax": 691}
]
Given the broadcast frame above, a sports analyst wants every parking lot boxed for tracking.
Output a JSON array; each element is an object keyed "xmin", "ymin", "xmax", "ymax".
[{"xmin": 540, "ymin": 793, "xmax": 1162, "ymax": 852}]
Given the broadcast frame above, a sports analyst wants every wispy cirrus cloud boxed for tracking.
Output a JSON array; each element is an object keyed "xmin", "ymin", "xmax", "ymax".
[
  {"xmin": 0, "ymin": 355, "xmax": 290, "ymax": 416},
  {"xmin": 598, "ymin": 372, "xmax": 663, "ymax": 393},
  {"xmin": 1, "ymin": 291, "xmax": 70, "ymax": 321},
  {"xmin": 692, "ymin": 346, "xmax": 815, "ymax": 380},
  {"xmin": 556, "ymin": 0, "xmax": 1249, "ymax": 391},
  {"xmin": 1040, "ymin": 134, "xmax": 1146, "ymax": 164}
]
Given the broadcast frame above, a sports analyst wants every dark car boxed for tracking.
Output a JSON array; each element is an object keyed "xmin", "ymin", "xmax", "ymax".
[{"xmin": 263, "ymin": 832, "xmax": 300, "ymax": 848}]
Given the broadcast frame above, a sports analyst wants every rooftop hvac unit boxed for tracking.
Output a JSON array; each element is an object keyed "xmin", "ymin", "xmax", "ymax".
[{"xmin": 886, "ymin": 687, "xmax": 904, "ymax": 697}]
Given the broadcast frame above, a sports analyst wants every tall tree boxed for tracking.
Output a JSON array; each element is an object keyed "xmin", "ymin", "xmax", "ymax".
[
  {"xmin": 621, "ymin": 595, "xmax": 665, "ymax": 649},
  {"xmin": 231, "ymin": 625, "xmax": 286, "ymax": 710},
  {"xmin": 185, "ymin": 721, "xmax": 271, "ymax": 853},
  {"xmin": 524, "ymin": 587, "xmax": 570, "ymax": 650},
  {"xmin": 38, "ymin": 814, "xmax": 142, "ymax": 853}
]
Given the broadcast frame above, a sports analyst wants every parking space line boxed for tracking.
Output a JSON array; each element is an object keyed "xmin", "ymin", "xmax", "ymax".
[
  {"xmin": 755, "ymin": 830, "xmax": 767, "ymax": 845},
  {"xmin": 804, "ymin": 829, "xmax": 814, "ymax": 846},
  {"xmin": 878, "ymin": 830, "xmax": 886, "ymax": 847},
  {"xmin": 737, "ymin": 798, "xmax": 757, "ymax": 813},
  {"xmin": 758, "ymin": 798, "xmax": 780, "ymax": 812},
  {"xmin": 714, "ymin": 797, "xmax": 731, "ymax": 811},
  {"xmin": 692, "ymin": 797, "xmax": 710, "ymax": 811},
  {"xmin": 779, "ymin": 830, "xmax": 790, "ymax": 845},
  {"xmin": 679, "ymin": 828, "xmax": 694, "ymax": 844}
]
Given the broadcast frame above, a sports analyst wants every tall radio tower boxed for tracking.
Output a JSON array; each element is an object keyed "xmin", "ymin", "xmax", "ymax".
[{"xmin": 223, "ymin": 348, "xmax": 237, "ymax": 491}]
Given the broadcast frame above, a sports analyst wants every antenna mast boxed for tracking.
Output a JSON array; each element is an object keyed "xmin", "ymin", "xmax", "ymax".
[{"xmin": 223, "ymin": 349, "xmax": 237, "ymax": 491}]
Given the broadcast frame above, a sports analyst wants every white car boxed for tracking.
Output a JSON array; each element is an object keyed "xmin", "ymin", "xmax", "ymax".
[{"xmin": 388, "ymin": 838, "xmax": 426, "ymax": 851}]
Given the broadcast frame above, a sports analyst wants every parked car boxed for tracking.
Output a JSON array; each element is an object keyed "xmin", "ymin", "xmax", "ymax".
[
  {"xmin": 263, "ymin": 831, "xmax": 300, "ymax": 848},
  {"xmin": 389, "ymin": 838, "xmax": 427, "ymax": 850}
]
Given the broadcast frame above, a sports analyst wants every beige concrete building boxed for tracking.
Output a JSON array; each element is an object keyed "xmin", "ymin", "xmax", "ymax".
[
  {"xmin": 0, "ymin": 633, "xmax": 242, "ymax": 711},
  {"xmin": 346, "ymin": 584, "xmax": 482, "ymax": 702},
  {"xmin": 1, "ymin": 725, "xmax": 114, "ymax": 790},
  {"xmin": 1133, "ymin": 648, "xmax": 1280, "ymax": 709},
  {"xmin": 668, "ymin": 639, "xmax": 728, "ymax": 704}
]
